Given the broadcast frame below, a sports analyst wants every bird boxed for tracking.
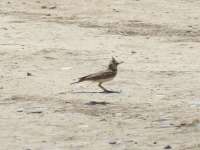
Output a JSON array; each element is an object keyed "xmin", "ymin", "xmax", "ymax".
[{"xmin": 71, "ymin": 57, "xmax": 123, "ymax": 93}]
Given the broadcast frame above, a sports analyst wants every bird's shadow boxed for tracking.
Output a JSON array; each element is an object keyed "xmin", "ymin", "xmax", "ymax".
[{"xmin": 71, "ymin": 90, "xmax": 121, "ymax": 94}]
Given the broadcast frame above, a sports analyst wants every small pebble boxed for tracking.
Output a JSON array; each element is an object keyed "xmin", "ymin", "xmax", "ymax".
[
  {"xmin": 49, "ymin": 6, "xmax": 56, "ymax": 9},
  {"xmin": 109, "ymin": 141, "xmax": 117, "ymax": 145},
  {"xmin": 126, "ymin": 140, "xmax": 134, "ymax": 143},
  {"xmin": 27, "ymin": 72, "xmax": 32, "ymax": 76},
  {"xmin": 113, "ymin": 9, "xmax": 119, "ymax": 12},
  {"xmin": 2, "ymin": 27, "xmax": 8, "ymax": 30},
  {"xmin": 164, "ymin": 145, "xmax": 172, "ymax": 149},
  {"xmin": 100, "ymin": 118, "xmax": 106, "ymax": 121},
  {"xmin": 186, "ymin": 30, "xmax": 192, "ymax": 33},
  {"xmin": 131, "ymin": 51, "xmax": 136, "ymax": 54},
  {"xmin": 17, "ymin": 108, "xmax": 24, "ymax": 112},
  {"xmin": 85, "ymin": 101, "xmax": 110, "ymax": 105},
  {"xmin": 28, "ymin": 110, "xmax": 43, "ymax": 114},
  {"xmin": 41, "ymin": 5, "xmax": 47, "ymax": 9}
]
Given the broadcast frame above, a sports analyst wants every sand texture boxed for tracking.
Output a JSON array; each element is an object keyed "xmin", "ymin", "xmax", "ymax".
[{"xmin": 1, "ymin": 0, "xmax": 200, "ymax": 149}]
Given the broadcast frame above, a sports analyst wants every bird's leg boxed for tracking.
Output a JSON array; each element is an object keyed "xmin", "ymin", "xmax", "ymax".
[{"xmin": 98, "ymin": 83, "xmax": 112, "ymax": 93}]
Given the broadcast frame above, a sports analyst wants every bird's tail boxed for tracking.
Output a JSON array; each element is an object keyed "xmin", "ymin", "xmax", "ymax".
[
  {"xmin": 71, "ymin": 77, "xmax": 85, "ymax": 85},
  {"xmin": 71, "ymin": 75, "xmax": 89, "ymax": 85},
  {"xmin": 70, "ymin": 81, "xmax": 80, "ymax": 85}
]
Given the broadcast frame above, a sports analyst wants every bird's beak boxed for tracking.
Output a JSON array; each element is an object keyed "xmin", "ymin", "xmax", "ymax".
[{"xmin": 118, "ymin": 61, "xmax": 124, "ymax": 65}]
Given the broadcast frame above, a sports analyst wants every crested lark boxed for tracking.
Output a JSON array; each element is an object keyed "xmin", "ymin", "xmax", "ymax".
[{"xmin": 71, "ymin": 57, "xmax": 123, "ymax": 93}]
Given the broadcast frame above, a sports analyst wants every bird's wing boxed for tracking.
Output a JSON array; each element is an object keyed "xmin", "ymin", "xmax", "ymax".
[{"xmin": 79, "ymin": 70, "xmax": 115, "ymax": 81}]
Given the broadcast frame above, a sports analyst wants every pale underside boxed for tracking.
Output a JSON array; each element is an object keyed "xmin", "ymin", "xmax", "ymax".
[{"xmin": 91, "ymin": 77, "xmax": 114, "ymax": 83}]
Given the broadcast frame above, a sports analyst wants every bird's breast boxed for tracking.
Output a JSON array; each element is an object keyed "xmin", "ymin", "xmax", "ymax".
[{"xmin": 94, "ymin": 77, "xmax": 114, "ymax": 83}]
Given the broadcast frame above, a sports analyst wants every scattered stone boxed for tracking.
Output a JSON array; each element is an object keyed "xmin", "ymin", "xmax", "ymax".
[
  {"xmin": 17, "ymin": 108, "xmax": 24, "ymax": 112},
  {"xmin": 112, "ymin": 9, "xmax": 119, "ymax": 12},
  {"xmin": 27, "ymin": 72, "xmax": 32, "ymax": 76},
  {"xmin": 46, "ymin": 13, "xmax": 51, "ymax": 16},
  {"xmin": 164, "ymin": 145, "xmax": 172, "ymax": 149},
  {"xmin": 41, "ymin": 5, "xmax": 47, "ymax": 9},
  {"xmin": 131, "ymin": 51, "xmax": 136, "ymax": 54},
  {"xmin": 126, "ymin": 140, "xmax": 134, "ymax": 143},
  {"xmin": 109, "ymin": 141, "xmax": 117, "ymax": 145},
  {"xmin": 186, "ymin": 30, "xmax": 192, "ymax": 33},
  {"xmin": 41, "ymin": 5, "xmax": 56, "ymax": 9},
  {"xmin": 2, "ymin": 27, "xmax": 8, "ymax": 30},
  {"xmin": 0, "ymin": 86, "xmax": 3, "ymax": 89},
  {"xmin": 28, "ymin": 110, "xmax": 43, "ymax": 114},
  {"xmin": 54, "ymin": 109, "xmax": 64, "ymax": 113},
  {"xmin": 49, "ymin": 6, "xmax": 56, "ymax": 9},
  {"xmin": 85, "ymin": 101, "xmax": 110, "ymax": 105},
  {"xmin": 176, "ymin": 119, "xmax": 200, "ymax": 128},
  {"xmin": 175, "ymin": 122, "xmax": 187, "ymax": 128},
  {"xmin": 153, "ymin": 141, "xmax": 157, "ymax": 144},
  {"xmin": 100, "ymin": 118, "xmax": 106, "ymax": 121}
]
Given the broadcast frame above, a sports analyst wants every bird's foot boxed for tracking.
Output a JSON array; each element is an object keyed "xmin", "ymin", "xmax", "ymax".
[{"xmin": 102, "ymin": 90, "xmax": 121, "ymax": 93}]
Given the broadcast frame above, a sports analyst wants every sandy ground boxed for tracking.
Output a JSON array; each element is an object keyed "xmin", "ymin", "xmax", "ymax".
[{"xmin": 1, "ymin": 0, "xmax": 200, "ymax": 149}]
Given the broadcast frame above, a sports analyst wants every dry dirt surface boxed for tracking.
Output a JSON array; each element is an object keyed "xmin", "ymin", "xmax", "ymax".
[{"xmin": 1, "ymin": 0, "xmax": 200, "ymax": 150}]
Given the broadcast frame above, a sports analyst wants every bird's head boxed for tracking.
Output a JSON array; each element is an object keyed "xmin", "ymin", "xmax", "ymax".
[{"xmin": 108, "ymin": 57, "xmax": 123, "ymax": 71}]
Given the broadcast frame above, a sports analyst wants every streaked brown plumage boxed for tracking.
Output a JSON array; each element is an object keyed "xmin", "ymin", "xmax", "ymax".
[{"xmin": 71, "ymin": 57, "xmax": 123, "ymax": 92}]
